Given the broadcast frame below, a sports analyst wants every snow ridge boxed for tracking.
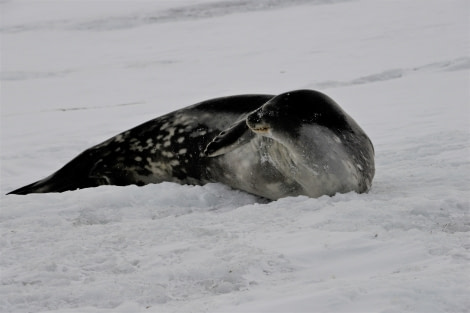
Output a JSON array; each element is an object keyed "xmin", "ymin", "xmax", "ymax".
[
  {"xmin": 1, "ymin": 0, "xmax": 353, "ymax": 33},
  {"xmin": 315, "ymin": 57, "xmax": 470, "ymax": 88}
]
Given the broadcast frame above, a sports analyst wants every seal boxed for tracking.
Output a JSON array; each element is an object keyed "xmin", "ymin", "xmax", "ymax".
[{"xmin": 8, "ymin": 89, "xmax": 375, "ymax": 200}]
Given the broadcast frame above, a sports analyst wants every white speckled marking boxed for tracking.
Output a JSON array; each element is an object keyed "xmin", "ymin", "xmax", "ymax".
[
  {"xmin": 114, "ymin": 134, "xmax": 125, "ymax": 143},
  {"xmin": 160, "ymin": 122, "xmax": 170, "ymax": 131},
  {"xmin": 162, "ymin": 151, "xmax": 174, "ymax": 158}
]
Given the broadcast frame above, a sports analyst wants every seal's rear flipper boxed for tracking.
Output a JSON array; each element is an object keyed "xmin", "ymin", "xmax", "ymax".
[
  {"xmin": 7, "ymin": 149, "xmax": 108, "ymax": 195},
  {"xmin": 7, "ymin": 174, "xmax": 79, "ymax": 195},
  {"xmin": 204, "ymin": 119, "xmax": 254, "ymax": 157}
]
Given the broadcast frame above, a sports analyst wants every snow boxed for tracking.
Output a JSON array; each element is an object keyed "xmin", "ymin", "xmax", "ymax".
[{"xmin": 1, "ymin": 0, "xmax": 469, "ymax": 312}]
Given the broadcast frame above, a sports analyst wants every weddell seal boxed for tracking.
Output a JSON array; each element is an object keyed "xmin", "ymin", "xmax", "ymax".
[{"xmin": 8, "ymin": 89, "xmax": 375, "ymax": 200}]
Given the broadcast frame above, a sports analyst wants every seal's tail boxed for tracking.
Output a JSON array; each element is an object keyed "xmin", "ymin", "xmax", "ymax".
[
  {"xmin": 7, "ymin": 174, "xmax": 79, "ymax": 195},
  {"xmin": 7, "ymin": 150, "xmax": 105, "ymax": 195}
]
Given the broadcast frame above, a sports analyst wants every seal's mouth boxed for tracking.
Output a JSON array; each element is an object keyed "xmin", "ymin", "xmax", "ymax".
[{"xmin": 248, "ymin": 124, "xmax": 270, "ymax": 134}]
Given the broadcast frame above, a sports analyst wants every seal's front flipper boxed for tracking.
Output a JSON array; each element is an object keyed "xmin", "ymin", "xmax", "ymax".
[{"xmin": 204, "ymin": 119, "xmax": 254, "ymax": 157}]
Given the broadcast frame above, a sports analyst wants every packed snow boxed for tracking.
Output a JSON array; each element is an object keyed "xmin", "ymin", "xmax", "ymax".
[{"xmin": 1, "ymin": 0, "xmax": 469, "ymax": 312}]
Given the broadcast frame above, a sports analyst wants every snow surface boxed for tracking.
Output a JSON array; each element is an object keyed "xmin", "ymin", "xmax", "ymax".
[{"xmin": 1, "ymin": 0, "xmax": 469, "ymax": 312}]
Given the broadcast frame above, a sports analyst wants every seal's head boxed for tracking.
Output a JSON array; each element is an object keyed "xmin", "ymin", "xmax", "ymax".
[
  {"xmin": 246, "ymin": 90, "xmax": 355, "ymax": 154},
  {"xmin": 244, "ymin": 89, "xmax": 374, "ymax": 197},
  {"xmin": 246, "ymin": 89, "xmax": 351, "ymax": 140}
]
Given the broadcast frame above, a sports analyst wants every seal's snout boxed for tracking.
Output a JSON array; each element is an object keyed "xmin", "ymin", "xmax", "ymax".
[
  {"xmin": 246, "ymin": 109, "xmax": 263, "ymax": 124},
  {"xmin": 246, "ymin": 110, "xmax": 270, "ymax": 134}
]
